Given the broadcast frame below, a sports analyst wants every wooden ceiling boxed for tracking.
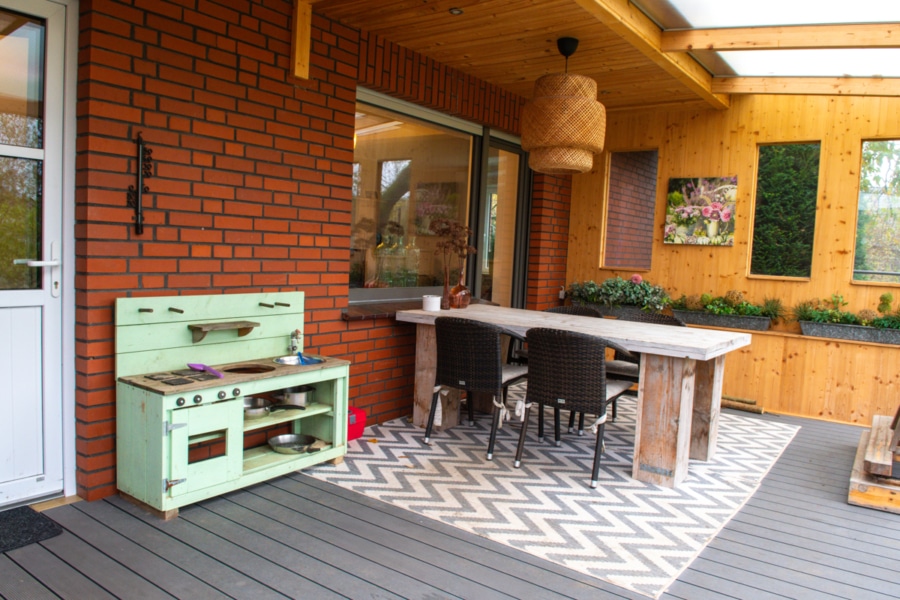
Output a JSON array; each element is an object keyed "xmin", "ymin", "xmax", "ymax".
[
  {"xmin": 309, "ymin": 0, "xmax": 900, "ymax": 112},
  {"xmin": 310, "ymin": 0, "xmax": 726, "ymax": 112}
]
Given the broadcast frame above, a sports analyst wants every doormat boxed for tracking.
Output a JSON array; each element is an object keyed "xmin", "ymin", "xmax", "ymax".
[
  {"xmin": 0, "ymin": 506, "xmax": 63, "ymax": 553},
  {"xmin": 307, "ymin": 385, "xmax": 798, "ymax": 598}
]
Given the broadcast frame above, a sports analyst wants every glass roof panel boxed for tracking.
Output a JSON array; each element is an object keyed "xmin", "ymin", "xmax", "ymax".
[
  {"xmin": 719, "ymin": 49, "xmax": 900, "ymax": 78},
  {"xmin": 637, "ymin": 0, "xmax": 900, "ymax": 78}
]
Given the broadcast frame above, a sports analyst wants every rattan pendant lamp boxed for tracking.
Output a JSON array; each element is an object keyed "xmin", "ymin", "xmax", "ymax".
[{"xmin": 521, "ymin": 37, "xmax": 606, "ymax": 175}]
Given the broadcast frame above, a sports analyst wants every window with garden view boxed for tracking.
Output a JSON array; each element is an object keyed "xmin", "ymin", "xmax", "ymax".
[
  {"xmin": 350, "ymin": 103, "xmax": 472, "ymax": 298},
  {"xmin": 750, "ymin": 143, "xmax": 820, "ymax": 277},
  {"xmin": 855, "ymin": 140, "xmax": 900, "ymax": 284}
]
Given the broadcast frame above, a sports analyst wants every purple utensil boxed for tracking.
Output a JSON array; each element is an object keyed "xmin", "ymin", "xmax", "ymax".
[{"xmin": 187, "ymin": 363, "xmax": 224, "ymax": 378}]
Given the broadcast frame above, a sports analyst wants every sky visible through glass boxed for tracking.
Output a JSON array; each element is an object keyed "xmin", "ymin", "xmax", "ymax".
[{"xmin": 651, "ymin": 0, "xmax": 900, "ymax": 78}]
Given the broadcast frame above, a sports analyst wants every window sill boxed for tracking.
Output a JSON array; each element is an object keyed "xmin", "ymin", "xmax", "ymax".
[
  {"xmin": 342, "ymin": 300, "xmax": 423, "ymax": 322},
  {"xmin": 342, "ymin": 298, "xmax": 496, "ymax": 321}
]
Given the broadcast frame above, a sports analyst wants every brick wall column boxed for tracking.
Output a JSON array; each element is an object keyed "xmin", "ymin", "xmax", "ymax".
[{"xmin": 526, "ymin": 173, "xmax": 572, "ymax": 310}]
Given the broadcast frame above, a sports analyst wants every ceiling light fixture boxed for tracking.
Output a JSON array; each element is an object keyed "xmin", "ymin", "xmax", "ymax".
[
  {"xmin": 520, "ymin": 37, "xmax": 606, "ymax": 175},
  {"xmin": 449, "ymin": 8, "xmax": 463, "ymax": 15},
  {"xmin": 356, "ymin": 121, "xmax": 402, "ymax": 136}
]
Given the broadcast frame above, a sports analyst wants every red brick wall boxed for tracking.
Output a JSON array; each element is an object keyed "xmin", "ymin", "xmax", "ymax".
[
  {"xmin": 527, "ymin": 173, "xmax": 572, "ymax": 310},
  {"xmin": 74, "ymin": 2, "xmax": 554, "ymax": 501},
  {"xmin": 357, "ymin": 31, "xmax": 524, "ymax": 133},
  {"xmin": 604, "ymin": 151, "xmax": 657, "ymax": 269},
  {"xmin": 76, "ymin": 0, "xmax": 358, "ymax": 500}
]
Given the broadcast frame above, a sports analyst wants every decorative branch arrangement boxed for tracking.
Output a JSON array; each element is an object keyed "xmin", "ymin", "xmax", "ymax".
[
  {"xmin": 429, "ymin": 217, "xmax": 476, "ymax": 309},
  {"xmin": 126, "ymin": 132, "xmax": 153, "ymax": 235}
]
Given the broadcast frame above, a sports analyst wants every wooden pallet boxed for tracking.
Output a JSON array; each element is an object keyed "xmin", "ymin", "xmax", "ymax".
[{"xmin": 848, "ymin": 417, "xmax": 900, "ymax": 514}]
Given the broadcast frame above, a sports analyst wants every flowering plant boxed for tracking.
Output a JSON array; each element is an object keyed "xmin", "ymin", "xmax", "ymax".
[
  {"xmin": 568, "ymin": 275, "xmax": 670, "ymax": 312},
  {"xmin": 671, "ymin": 290, "xmax": 784, "ymax": 321},
  {"xmin": 792, "ymin": 292, "xmax": 900, "ymax": 329}
]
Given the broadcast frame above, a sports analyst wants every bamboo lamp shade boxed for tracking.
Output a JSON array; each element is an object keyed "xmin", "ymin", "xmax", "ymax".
[{"xmin": 520, "ymin": 73, "xmax": 606, "ymax": 175}]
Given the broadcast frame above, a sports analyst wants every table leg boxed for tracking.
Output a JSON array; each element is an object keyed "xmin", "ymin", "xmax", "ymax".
[
  {"xmin": 633, "ymin": 354, "xmax": 695, "ymax": 487},
  {"xmin": 690, "ymin": 355, "xmax": 724, "ymax": 461},
  {"xmin": 412, "ymin": 323, "xmax": 460, "ymax": 429}
]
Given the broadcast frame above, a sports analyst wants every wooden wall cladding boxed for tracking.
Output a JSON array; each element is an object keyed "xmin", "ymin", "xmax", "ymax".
[
  {"xmin": 721, "ymin": 330, "xmax": 900, "ymax": 425},
  {"xmin": 568, "ymin": 94, "xmax": 900, "ymax": 424}
]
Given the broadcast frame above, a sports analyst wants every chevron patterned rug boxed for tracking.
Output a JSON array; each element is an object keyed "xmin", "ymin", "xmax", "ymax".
[{"xmin": 307, "ymin": 384, "xmax": 798, "ymax": 598}]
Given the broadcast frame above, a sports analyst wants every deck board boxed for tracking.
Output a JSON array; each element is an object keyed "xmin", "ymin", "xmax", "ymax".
[
  {"xmin": 0, "ymin": 554, "xmax": 57, "ymax": 600},
  {"xmin": 3, "ymin": 410, "xmax": 898, "ymax": 600},
  {"xmin": 44, "ymin": 501, "xmax": 227, "ymax": 600},
  {"xmin": 285, "ymin": 475, "xmax": 645, "ymax": 599},
  {"xmin": 4, "ymin": 542, "xmax": 118, "ymax": 600},
  {"xmin": 256, "ymin": 480, "xmax": 616, "ymax": 599},
  {"xmin": 202, "ymin": 492, "xmax": 452, "ymax": 599}
]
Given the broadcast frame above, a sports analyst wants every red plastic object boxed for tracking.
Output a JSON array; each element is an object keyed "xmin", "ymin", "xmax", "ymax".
[{"xmin": 347, "ymin": 407, "xmax": 366, "ymax": 441}]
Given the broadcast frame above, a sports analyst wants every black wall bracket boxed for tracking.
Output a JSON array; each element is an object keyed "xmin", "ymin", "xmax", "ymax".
[{"xmin": 126, "ymin": 132, "xmax": 153, "ymax": 235}]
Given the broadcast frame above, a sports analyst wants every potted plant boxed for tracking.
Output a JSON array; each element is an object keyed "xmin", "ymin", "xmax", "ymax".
[
  {"xmin": 429, "ymin": 217, "xmax": 476, "ymax": 309},
  {"xmin": 873, "ymin": 293, "xmax": 900, "ymax": 345},
  {"xmin": 670, "ymin": 290, "xmax": 783, "ymax": 331},
  {"xmin": 567, "ymin": 274, "xmax": 670, "ymax": 316},
  {"xmin": 794, "ymin": 293, "xmax": 900, "ymax": 345}
]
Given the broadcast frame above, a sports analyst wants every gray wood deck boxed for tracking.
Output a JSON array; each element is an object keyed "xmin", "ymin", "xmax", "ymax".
[{"xmin": 2, "ymin": 411, "xmax": 898, "ymax": 600}]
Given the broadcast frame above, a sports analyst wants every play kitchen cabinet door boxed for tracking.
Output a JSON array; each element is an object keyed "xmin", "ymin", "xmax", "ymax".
[{"xmin": 168, "ymin": 399, "xmax": 244, "ymax": 498}]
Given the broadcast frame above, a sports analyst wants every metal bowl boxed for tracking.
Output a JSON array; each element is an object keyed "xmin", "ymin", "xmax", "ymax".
[
  {"xmin": 268, "ymin": 433, "xmax": 319, "ymax": 454},
  {"xmin": 273, "ymin": 354, "xmax": 324, "ymax": 366}
]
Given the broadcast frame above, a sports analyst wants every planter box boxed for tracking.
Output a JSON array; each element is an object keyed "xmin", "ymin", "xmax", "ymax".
[
  {"xmin": 799, "ymin": 321, "xmax": 900, "ymax": 345},
  {"xmin": 672, "ymin": 309, "xmax": 771, "ymax": 331},
  {"xmin": 573, "ymin": 303, "xmax": 648, "ymax": 319},
  {"xmin": 878, "ymin": 328, "xmax": 900, "ymax": 345}
]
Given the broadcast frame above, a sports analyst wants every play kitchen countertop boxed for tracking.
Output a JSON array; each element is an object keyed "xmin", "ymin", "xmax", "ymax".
[{"xmin": 117, "ymin": 355, "xmax": 346, "ymax": 395}]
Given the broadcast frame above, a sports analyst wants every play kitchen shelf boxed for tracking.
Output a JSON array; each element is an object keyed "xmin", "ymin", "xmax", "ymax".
[{"xmin": 114, "ymin": 292, "xmax": 349, "ymax": 519}]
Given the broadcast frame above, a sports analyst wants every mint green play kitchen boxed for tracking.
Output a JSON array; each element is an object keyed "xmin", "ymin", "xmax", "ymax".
[{"xmin": 114, "ymin": 292, "xmax": 349, "ymax": 518}]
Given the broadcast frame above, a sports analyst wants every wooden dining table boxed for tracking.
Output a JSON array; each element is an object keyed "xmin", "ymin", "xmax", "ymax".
[{"xmin": 395, "ymin": 304, "xmax": 752, "ymax": 488}]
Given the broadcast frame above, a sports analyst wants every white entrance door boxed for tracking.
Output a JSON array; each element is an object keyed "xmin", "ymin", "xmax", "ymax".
[{"xmin": 0, "ymin": 0, "xmax": 66, "ymax": 507}]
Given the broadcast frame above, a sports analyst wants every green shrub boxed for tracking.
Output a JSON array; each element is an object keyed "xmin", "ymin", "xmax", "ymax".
[
  {"xmin": 568, "ymin": 275, "xmax": 670, "ymax": 312},
  {"xmin": 792, "ymin": 294, "xmax": 860, "ymax": 325},
  {"xmin": 672, "ymin": 290, "xmax": 782, "ymax": 322}
]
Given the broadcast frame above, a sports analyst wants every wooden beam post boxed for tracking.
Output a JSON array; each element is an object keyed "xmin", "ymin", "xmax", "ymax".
[{"xmin": 291, "ymin": 0, "xmax": 312, "ymax": 80}]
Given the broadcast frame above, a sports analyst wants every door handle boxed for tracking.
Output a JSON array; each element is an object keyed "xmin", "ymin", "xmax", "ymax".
[
  {"xmin": 13, "ymin": 241, "xmax": 62, "ymax": 297},
  {"xmin": 13, "ymin": 259, "xmax": 61, "ymax": 267}
]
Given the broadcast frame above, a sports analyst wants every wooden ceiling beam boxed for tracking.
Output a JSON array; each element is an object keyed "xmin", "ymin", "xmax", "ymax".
[
  {"xmin": 662, "ymin": 23, "xmax": 900, "ymax": 52},
  {"xmin": 573, "ymin": 0, "xmax": 729, "ymax": 109},
  {"xmin": 711, "ymin": 77, "xmax": 900, "ymax": 96}
]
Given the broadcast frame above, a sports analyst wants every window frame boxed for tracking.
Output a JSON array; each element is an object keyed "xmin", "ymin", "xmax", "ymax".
[
  {"xmin": 350, "ymin": 89, "xmax": 531, "ymax": 306},
  {"xmin": 852, "ymin": 137, "xmax": 900, "ymax": 286},
  {"xmin": 747, "ymin": 140, "xmax": 822, "ymax": 280}
]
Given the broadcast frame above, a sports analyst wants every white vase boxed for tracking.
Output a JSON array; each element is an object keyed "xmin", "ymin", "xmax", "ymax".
[{"xmin": 706, "ymin": 220, "xmax": 719, "ymax": 238}]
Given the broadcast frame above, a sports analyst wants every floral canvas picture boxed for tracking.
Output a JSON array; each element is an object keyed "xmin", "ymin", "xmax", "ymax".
[
  {"xmin": 415, "ymin": 182, "xmax": 458, "ymax": 235},
  {"xmin": 664, "ymin": 176, "xmax": 737, "ymax": 246}
]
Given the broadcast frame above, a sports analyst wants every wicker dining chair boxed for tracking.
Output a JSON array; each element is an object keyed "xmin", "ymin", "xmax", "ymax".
[
  {"xmin": 559, "ymin": 310, "xmax": 688, "ymax": 434},
  {"xmin": 426, "ymin": 316, "xmax": 528, "ymax": 460},
  {"xmin": 605, "ymin": 311, "xmax": 686, "ymax": 383},
  {"xmin": 513, "ymin": 327, "xmax": 633, "ymax": 488},
  {"xmin": 507, "ymin": 304, "xmax": 602, "ymax": 364}
]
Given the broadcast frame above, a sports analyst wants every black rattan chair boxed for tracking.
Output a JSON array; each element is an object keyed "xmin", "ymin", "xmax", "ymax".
[
  {"xmin": 508, "ymin": 304, "xmax": 602, "ymax": 364},
  {"xmin": 425, "ymin": 316, "xmax": 528, "ymax": 460},
  {"xmin": 562, "ymin": 310, "xmax": 686, "ymax": 432},
  {"xmin": 513, "ymin": 327, "xmax": 632, "ymax": 488},
  {"xmin": 605, "ymin": 311, "xmax": 686, "ymax": 383}
]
